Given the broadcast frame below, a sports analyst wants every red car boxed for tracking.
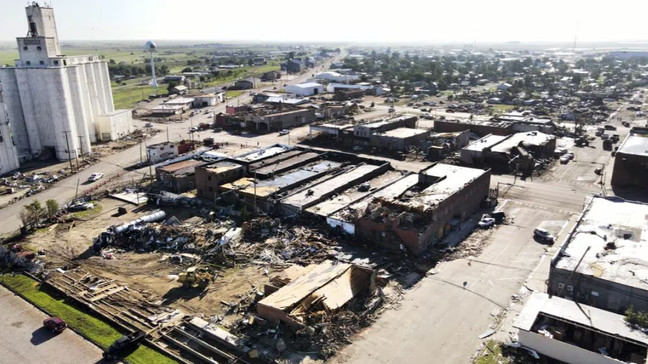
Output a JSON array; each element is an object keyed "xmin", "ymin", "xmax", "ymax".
[{"xmin": 43, "ymin": 317, "xmax": 67, "ymax": 333}]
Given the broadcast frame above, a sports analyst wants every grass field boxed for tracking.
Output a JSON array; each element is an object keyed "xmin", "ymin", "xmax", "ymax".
[
  {"xmin": 0, "ymin": 274, "xmax": 177, "ymax": 364},
  {"xmin": 226, "ymin": 90, "xmax": 245, "ymax": 98}
]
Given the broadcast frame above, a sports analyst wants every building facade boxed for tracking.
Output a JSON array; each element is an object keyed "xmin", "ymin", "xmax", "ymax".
[{"xmin": 0, "ymin": 3, "xmax": 121, "ymax": 162}]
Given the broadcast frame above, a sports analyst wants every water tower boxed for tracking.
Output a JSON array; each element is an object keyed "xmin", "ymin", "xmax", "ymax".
[{"xmin": 145, "ymin": 41, "xmax": 158, "ymax": 88}]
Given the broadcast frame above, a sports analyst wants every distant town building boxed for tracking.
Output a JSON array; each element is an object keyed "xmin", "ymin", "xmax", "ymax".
[{"xmin": 285, "ymin": 82, "xmax": 324, "ymax": 97}]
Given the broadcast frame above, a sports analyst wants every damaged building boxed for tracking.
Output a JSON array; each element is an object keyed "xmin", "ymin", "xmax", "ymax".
[
  {"xmin": 257, "ymin": 261, "xmax": 375, "ymax": 328},
  {"xmin": 327, "ymin": 163, "xmax": 491, "ymax": 254},
  {"xmin": 549, "ymin": 196, "xmax": 648, "ymax": 314},
  {"xmin": 460, "ymin": 131, "xmax": 555, "ymax": 173}
]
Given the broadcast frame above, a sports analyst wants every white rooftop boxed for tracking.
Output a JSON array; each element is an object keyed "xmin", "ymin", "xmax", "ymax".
[
  {"xmin": 515, "ymin": 293, "xmax": 648, "ymax": 345},
  {"xmin": 379, "ymin": 128, "xmax": 429, "ymax": 139},
  {"xmin": 412, "ymin": 164, "xmax": 487, "ymax": 208},
  {"xmin": 618, "ymin": 131, "xmax": 648, "ymax": 157},
  {"xmin": 464, "ymin": 134, "xmax": 508, "ymax": 152},
  {"xmin": 556, "ymin": 196, "xmax": 648, "ymax": 289},
  {"xmin": 490, "ymin": 131, "xmax": 554, "ymax": 154}
]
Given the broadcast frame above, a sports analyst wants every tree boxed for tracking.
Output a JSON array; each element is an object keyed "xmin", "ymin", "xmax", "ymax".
[
  {"xmin": 167, "ymin": 81, "xmax": 178, "ymax": 94},
  {"xmin": 20, "ymin": 200, "xmax": 45, "ymax": 230},
  {"xmin": 181, "ymin": 67, "xmax": 193, "ymax": 73},
  {"xmin": 109, "ymin": 59, "xmax": 116, "ymax": 65},
  {"xmin": 45, "ymin": 199, "xmax": 59, "ymax": 219},
  {"xmin": 159, "ymin": 65, "xmax": 169, "ymax": 76}
]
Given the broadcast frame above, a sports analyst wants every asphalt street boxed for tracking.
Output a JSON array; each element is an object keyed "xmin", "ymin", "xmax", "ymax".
[{"xmin": 0, "ymin": 285, "xmax": 103, "ymax": 363}]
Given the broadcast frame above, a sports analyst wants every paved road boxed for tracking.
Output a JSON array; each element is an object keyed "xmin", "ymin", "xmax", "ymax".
[{"xmin": 0, "ymin": 285, "xmax": 103, "ymax": 363}]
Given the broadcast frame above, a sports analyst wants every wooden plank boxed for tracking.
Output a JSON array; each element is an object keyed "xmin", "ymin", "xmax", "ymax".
[{"xmin": 88, "ymin": 286, "xmax": 125, "ymax": 302}]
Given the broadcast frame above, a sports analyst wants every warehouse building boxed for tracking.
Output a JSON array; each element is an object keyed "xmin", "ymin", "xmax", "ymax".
[
  {"xmin": 549, "ymin": 196, "xmax": 648, "ymax": 314},
  {"xmin": 434, "ymin": 118, "xmax": 513, "ymax": 136},
  {"xmin": 285, "ymin": 82, "xmax": 324, "ymax": 97},
  {"xmin": 156, "ymin": 159, "xmax": 206, "ymax": 193},
  {"xmin": 611, "ymin": 127, "xmax": 648, "ymax": 188}
]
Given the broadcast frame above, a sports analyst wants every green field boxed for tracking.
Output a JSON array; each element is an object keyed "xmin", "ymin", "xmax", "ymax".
[
  {"xmin": 0, "ymin": 45, "xmax": 280, "ymax": 109},
  {"xmin": 0, "ymin": 274, "xmax": 177, "ymax": 364}
]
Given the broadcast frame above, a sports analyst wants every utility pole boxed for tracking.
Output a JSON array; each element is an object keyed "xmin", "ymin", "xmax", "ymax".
[
  {"xmin": 253, "ymin": 171, "xmax": 257, "ymax": 213},
  {"xmin": 74, "ymin": 178, "xmax": 80, "ymax": 200},
  {"xmin": 63, "ymin": 131, "xmax": 73, "ymax": 171},
  {"xmin": 139, "ymin": 140, "xmax": 143, "ymax": 165}
]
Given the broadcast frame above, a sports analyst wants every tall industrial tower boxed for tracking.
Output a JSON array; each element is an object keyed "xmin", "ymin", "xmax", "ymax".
[{"xmin": 145, "ymin": 41, "xmax": 158, "ymax": 88}]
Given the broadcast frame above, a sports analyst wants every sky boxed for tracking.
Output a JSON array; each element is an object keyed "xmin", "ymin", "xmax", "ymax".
[{"xmin": 1, "ymin": 0, "xmax": 648, "ymax": 44}]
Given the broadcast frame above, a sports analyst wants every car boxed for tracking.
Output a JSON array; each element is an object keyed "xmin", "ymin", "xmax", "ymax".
[
  {"xmin": 595, "ymin": 129, "xmax": 604, "ymax": 137},
  {"xmin": 88, "ymin": 173, "xmax": 103, "ymax": 182},
  {"xmin": 553, "ymin": 147, "xmax": 567, "ymax": 158},
  {"xmin": 352, "ymin": 145, "xmax": 365, "ymax": 152},
  {"xmin": 604, "ymin": 125, "xmax": 617, "ymax": 131},
  {"xmin": 478, "ymin": 217, "xmax": 496, "ymax": 229},
  {"xmin": 565, "ymin": 152, "xmax": 574, "ymax": 160},
  {"xmin": 560, "ymin": 155, "xmax": 570, "ymax": 164},
  {"xmin": 534, "ymin": 227, "xmax": 555, "ymax": 244},
  {"xmin": 68, "ymin": 201, "xmax": 94, "ymax": 211},
  {"xmin": 43, "ymin": 317, "xmax": 67, "ymax": 333},
  {"xmin": 103, "ymin": 331, "xmax": 146, "ymax": 360},
  {"xmin": 600, "ymin": 133, "xmax": 609, "ymax": 140},
  {"xmin": 144, "ymin": 122, "xmax": 153, "ymax": 128},
  {"xmin": 278, "ymin": 129, "xmax": 290, "ymax": 136},
  {"xmin": 594, "ymin": 167, "xmax": 603, "ymax": 175},
  {"xmin": 622, "ymin": 121, "xmax": 630, "ymax": 127}
]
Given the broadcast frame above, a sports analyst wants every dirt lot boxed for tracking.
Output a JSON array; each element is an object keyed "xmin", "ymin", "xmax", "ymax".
[{"xmin": 22, "ymin": 197, "xmax": 274, "ymax": 323}]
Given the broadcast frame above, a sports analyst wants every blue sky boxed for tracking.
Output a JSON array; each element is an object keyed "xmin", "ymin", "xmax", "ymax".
[{"xmin": 1, "ymin": 0, "xmax": 647, "ymax": 43}]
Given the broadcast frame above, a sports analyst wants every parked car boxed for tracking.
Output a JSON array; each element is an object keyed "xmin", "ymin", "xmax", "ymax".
[
  {"xmin": 43, "ymin": 317, "xmax": 67, "ymax": 333},
  {"xmin": 103, "ymin": 331, "xmax": 146, "ymax": 360},
  {"xmin": 594, "ymin": 167, "xmax": 603, "ymax": 175},
  {"xmin": 144, "ymin": 122, "xmax": 153, "ymax": 128},
  {"xmin": 278, "ymin": 129, "xmax": 290, "ymax": 136},
  {"xmin": 87, "ymin": 173, "xmax": 103, "ymax": 182},
  {"xmin": 622, "ymin": 121, "xmax": 630, "ymax": 127},
  {"xmin": 604, "ymin": 124, "xmax": 617, "ymax": 131},
  {"xmin": 68, "ymin": 201, "xmax": 94, "ymax": 211},
  {"xmin": 565, "ymin": 152, "xmax": 574, "ymax": 160},
  {"xmin": 600, "ymin": 133, "xmax": 609, "ymax": 140},
  {"xmin": 553, "ymin": 148, "xmax": 567, "ymax": 158},
  {"xmin": 534, "ymin": 227, "xmax": 555, "ymax": 244},
  {"xmin": 478, "ymin": 217, "xmax": 496, "ymax": 229},
  {"xmin": 559, "ymin": 155, "xmax": 570, "ymax": 164}
]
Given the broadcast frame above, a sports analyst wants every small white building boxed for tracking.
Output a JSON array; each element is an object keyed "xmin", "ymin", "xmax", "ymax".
[
  {"xmin": 192, "ymin": 92, "xmax": 224, "ymax": 108},
  {"xmin": 95, "ymin": 109, "xmax": 134, "ymax": 142},
  {"xmin": 147, "ymin": 142, "xmax": 179, "ymax": 164},
  {"xmin": 151, "ymin": 105, "xmax": 184, "ymax": 115},
  {"xmin": 164, "ymin": 97, "xmax": 195, "ymax": 111},
  {"xmin": 285, "ymin": 82, "xmax": 324, "ymax": 97},
  {"xmin": 326, "ymin": 83, "xmax": 383, "ymax": 95}
]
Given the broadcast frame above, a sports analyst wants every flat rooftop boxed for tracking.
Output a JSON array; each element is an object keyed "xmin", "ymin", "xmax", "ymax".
[
  {"xmin": 253, "ymin": 152, "xmax": 321, "ymax": 177},
  {"xmin": 464, "ymin": 134, "xmax": 508, "ymax": 152},
  {"xmin": 330, "ymin": 173, "xmax": 420, "ymax": 222},
  {"xmin": 157, "ymin": 159, "xmax": 204, "ymax": 173},
  {"xmin": 281, "ymin": 164, "xmax": 382, "ymax": 210},
  {"xmin": 490, "ymin": 131, "xmax": 554, "ymax": 154},
  {"xmin": 204, "ymin": 161, "xmax": 242, "ymax": 174},
  {"xmin": 307, "ymin": 170, "xmax": 404, "ymax": 217},
  {"xmin": 406, "ymin": 164, "xmax": 487, "ymax": 209},
  {"xmin": 221, "ymin": 160, "xmax": 342, "ymax": 198},
  {"xmin": 234, "ymin": 145, "xmax": 292, "ymax": 163},
  {"xmin": 248, "ymin": 150, "xmax": 304, "ymax": 171},
  {"xmin": 618, "ymin": 130, "xmax": 648, "ymax": 157},
  {"xmin": 555, "ymin": 196, "xmax": 648, "ymax": 289},
  {"xmin": 515, "ymin": 293, "xmax": 648, "ymax": 345},
  {"xmin": 378, "ymin": 128, "xmax": 429, "ymax": 139}
]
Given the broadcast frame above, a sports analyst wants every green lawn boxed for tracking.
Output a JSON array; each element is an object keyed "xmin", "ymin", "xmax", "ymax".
[
  {"xmin": 113, "ymin": 84, "xmax": 161, "ymax": 109},
  {"xmin": 490, "ymin": 104, "xmax": 516, "ymax": 113},
  {"xmin": 226, "ymin": 90, "xmax": 245, "ymax": 98},
  {"xmin": 71, "ymin": 202, "xmax": 103, "ymax": 220},
  {"xmin": 0, "ymin": 274, "xmax": 177, "ymax": 364}
]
